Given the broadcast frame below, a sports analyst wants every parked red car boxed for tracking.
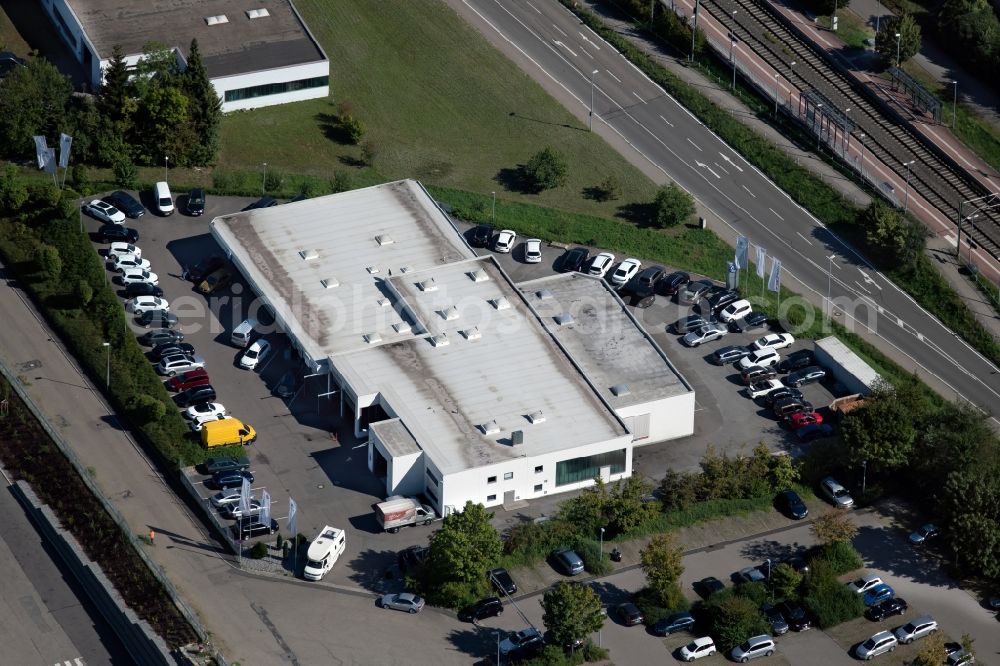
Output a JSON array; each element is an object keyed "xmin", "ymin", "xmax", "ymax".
[
  {"xmin": 166, "ymin": 368, "xmax": 210, "ymax": 392},
  {"xmin": 787, "ymin": 410, "xmax": 824, "ymax": 430}
]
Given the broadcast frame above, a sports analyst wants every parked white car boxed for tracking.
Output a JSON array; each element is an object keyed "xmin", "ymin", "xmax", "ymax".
[
  {"xmin": 120, "ymin": 268, "xmax": 159, "ymax": 286},
  {"xmin": 737, "ymin": 348, "xmax": 781, "ymax": 370},
  {"xmin": 210, "ymin": 489, "xmax": 244, "ymax": 509},
  {"xmin": 588, "ymin": 252, "xmax": 616, "ymax": 278},
  {"xmin": 524, "ymin": 238, "xmax": 542, "ymax": 263},
  {"xmin": 239, "ymin": 339, "xmax": 272, "ymax": 371},
  {"xmin": 610, "ymin": 258, "xmax": 641, "ymax": 286},
  {"xmin": 83, "ymin": 199, "xmax": 125, "ymax": 225},
  {"xmin": 847, "ymin": 573, "xmax": 883, "ymax": 594},
  {"xmin": 682, "ymin": 324, "xmax": 728, "ymax": 347},
  {"xmin": 719, "ymin": 299, "xmax": 753, "ymax": 323},
  {"xmin": 747, "ymin": 378, "xmax": 783, "ymax": 399},
  {"xmin": 494, "ymin": 229, "xmax": 516, "ymax": 253},
  {"xmin": 679, "ymin": 636, "xmax": 717, "ymax": 661},
  {"xmin": 157, "ymin": 354, "xmax": 205, "ymax": 377},
  {"xmin": 126, "ymin": 296, "xmax": 169, "ymax": 315},
  {"xmin": 184, "ymin": 402, "xmax": 227, "ymax": 421},
  {"xmin": 854, "ymin": 631, "xmax": 898, "ymax": 660},
  {"xmin": 893, "ymin": 616, "xmax": 937, "ymax": 645},
  {"xmin": 107, "ymin": 242, "xmax": 141, "ymax": 261},
  {"xmin": 188, "ymin": 414, "xmax": 227, "ymax": 432},
  {"xmin": 752, "ymin": 333, "xmax": 795, "ymax": 351},
  {"xmin": 111, "ymin": 253, "xmax": 151, "ymax": 273}
]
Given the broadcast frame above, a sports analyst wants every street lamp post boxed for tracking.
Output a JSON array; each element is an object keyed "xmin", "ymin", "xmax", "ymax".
[
  {"xmin": 815, "ymin": 103, "xmax": 824, "ymax": 150},
  {"xmin": 788, "ymin": 60, "xmax": 796, "ymax": 107},
  {"xmin": 773, "ymin": 73, "xmax": 781, "ymax": 116},
  {"xmin": 102, "ymin": 341, "xmax": 110, "ymax": 388},
  {"xmin": 491, "ymin": 191, "xmax": 496, "ymax": 225},
  {"xmin": 842, "ymin": 107, "xmax": 851, "ymax": 157},
  {"xmin": 826, "ymin": 253, "xmax": 836, "ymax": 316},
  {"xmin": 496, "ymin": 632, "xmax": 501, "ymax": 666},
  {"xmin": 261, "ymin": 162, "xmax": 268, "ymax": 195},
  {"xmin": 599, "ymin": 527, "xmax": 605, "ymax": 560},
  {"xmin": 589, "ymin": 69, "xmax": 599, "ymax": 131},
  {"xmin": 861, "ymin": 460, "xmax": 867, "ymax": 497},
  {"xmin": 875, "ymin": 0, "xmax": 881, "ymax": 33},
  {"xmin": 951, "ymin": 80, "xmax": 958, "ymax": 129},
  {"xmin": 858, "ymin": 133, "xmax": 866, "ymax": 179},
  {"xmin": 895, "ymin": 32, "xmax": 901, "ymax": 69},
  {"xmin": 964, "ymin": 215, "xmax": 980, "ymax": 264},
  {"xmin": 690, "ymin": 0, "xmax": 701, "ymax": 61},
  {"xmin": 902, "ymin": 159, "xmax": 916, "ymax": 212},
  {"xmin": 164, "ymin": 155, "xmax": 169, "ymax": 182},
  {"xmin": 730, "ymin": 11, "xmax": 738, "ymax": 91}
]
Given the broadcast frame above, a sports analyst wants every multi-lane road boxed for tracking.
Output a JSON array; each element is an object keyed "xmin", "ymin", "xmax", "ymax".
[{"xmin": 449, "ymin": 0, "xmax": 1000, "ymax": 424}]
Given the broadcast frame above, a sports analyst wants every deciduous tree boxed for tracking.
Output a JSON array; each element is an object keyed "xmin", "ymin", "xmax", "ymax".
[
  {"xmin": 420, "ymin": 501, "xmax": 502, "ymax": 606},
  {"xmin": 0, "ymin": 58, "xmax": 73, "ymax": 159},
  {"xmin": 704, "ymin": 593, "xmax": 769, "ymax": 651},
  {"xmin": 811, "ymin": 509, "xmax": 858, "ymax": 546},
  {"xmin": 770, "ymin": 563, "xmax": 802, "ymax": 599},
  {"xmin": 640, "ymin": 533, "xmax": 685, "ymax": 607},
  {"xmin": 541, "ymin": 581, "xmax": 604, "ymax": 649},
  {"xmin": 875, "ymin": 13, "xmax": 921, "ymax": 66},
  {"xmin": 652, "ymin": 182, "xmax": 695, "ymax": 227},
  {"xmin": 523, "ymin": 147, "xmax": 568, "ymax": 192}
]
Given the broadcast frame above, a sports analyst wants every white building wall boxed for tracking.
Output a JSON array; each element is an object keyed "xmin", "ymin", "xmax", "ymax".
[
  {"xmin": 439, "ymin": 435, "xmax": 633, "ymax": 514},
  {"xmin": 41, "ymin": 0, "xmax": 103, "ymax": 88},
  {"xmin": 214, "ymin": 61, "xmax": 330, "ymax": 112},
  {"xmin": 617, "ymin": 392, "xmax": 695, "ymax": 446},
  {"xmin": 367, "ymin": 433, "xmax": 423, "ymax": 497}
]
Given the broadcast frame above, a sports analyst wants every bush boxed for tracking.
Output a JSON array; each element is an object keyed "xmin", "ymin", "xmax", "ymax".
[
  {"xmin": 112, "ymin": 158, "xmax": 138, "ymax": 189},
  {"xmin": 652, "ymin": 183, "xmax": 695, "ymax": 227},
  {"xmin": 633, "ymin": 586, "xmax": 689, "ymax": 626},
  {"xmin": 575, "ymin": 539, "xmax": 613, "ymax": 576},
  {"xmin": 817, "ymin": 540, "xmax": 864, "ymax": 575},
  {"xmin": 342, "ymin": 116, "xmax": 365, "ymax": 144},
  {"xmin": 524, "ymin": 147, "xmax": 568, "ymax": 192},
  {"xmin": 249, "ymin": 541, "xmax": 268, "ymax": 559},
  {"xmin": 703, "ymin": 591, "xmax": 770, "ymax": 652},
  {"xmin": 800, "ymin": 558, "xmax": 865, "ymax": 628}
]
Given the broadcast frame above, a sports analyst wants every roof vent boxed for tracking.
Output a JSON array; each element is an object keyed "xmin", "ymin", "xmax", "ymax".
[
  {"xmin": 511, "ymin": 430, "xmax": 524, "ymax": 446},
  {"xmin": 393, "ymin": 322, "xmax": 411, "ymax": 334},
  {"xmin": 610, "ymin": 383, "xmax": 631, "ymax": 397},
  {"xmin": 417, "ymin": 278, "xmax": 437, "ymax": 292},
  {"xmin": 399, "ymin": 266, "xmax": 411, "ymax": 274},
  {"xmin": 536, "ymin": 289, "xmax": 553, "ymax": 301},
  {"xmin": 366, "ymin": 266, "xmax": 380, "ymax": 274},
  {"xmin": 364, "ymin": 332, "xmax": 382, "ymax": 344},
  {"xmin": 479, "ymin": 420, "xmax": 500, "ymax": 435},
  {"xmin": 527, "ymin": 410, "xmax": 545, "ymax": 424},
  {"xmin": 430, "ymin": 333, "xmax": 450, "ymax": 348},
  {"xmin": 375, "ymin": 234, "xmax": 394, "ymax": 246},
  {"xmin": 320, "ymin": 277, "xmax": 339, "ymax": 289},
  {"xmin": 468, "ymin": 269, "xmax": 489, "ymax": 283},
  {"xmin": 245, "ymin": 8, "xmax": 270, "ymax": 19},
  {"xmin": 554, "ymin": 312, "xmax": 574, "ymax": 326},
  {"xmin": 206, "ymin": 14, "xmax": 229, "ymax": 25},
  {"xmin": 439, "ymin": 306, "xmax": 459, "ymax": 321},
  {"xmin": 299, "ymin": 249, "xmax": 318, "ymax": 261},
  {"xmin": 461, "ymin": 327, "xmax": 481, "ymax": 341},
  {"xmin": 376, "ymin": 298, "xmax": 390, "ymax": 308},
  {"xmin": 491, "ymin": 296, "xmax": 511, "ymax": 311}
]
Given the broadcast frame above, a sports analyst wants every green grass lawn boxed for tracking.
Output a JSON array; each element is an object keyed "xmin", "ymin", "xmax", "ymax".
[{"xmin": 217, "ymin": 0, "xmax": 658, "ymax": 218}]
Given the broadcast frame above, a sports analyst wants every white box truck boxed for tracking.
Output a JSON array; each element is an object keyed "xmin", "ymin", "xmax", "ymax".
[
  {"xmin": 375, "ymin": 496, "xmax": 436, "ymax": 533},
  {"xmin": 303, "ymin": 526, "xmax": 346, "ymax": 581}
]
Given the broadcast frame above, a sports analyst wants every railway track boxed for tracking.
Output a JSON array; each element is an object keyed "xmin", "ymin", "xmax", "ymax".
[{"xmin": 701, "ymin": 0, "xmax": 1000, "ymax": 258}]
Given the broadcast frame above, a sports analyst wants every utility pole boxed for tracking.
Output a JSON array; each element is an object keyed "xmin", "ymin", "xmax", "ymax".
[
  {"xmin": 902, "ymin": 159, "xmax": 916, "ymax": 212},
  {"xmin": 730, "ymin": 11, "xmax": 738, "ymax": 91},
  {"xmin": 690, "ymin": 0, "xmax": 701, "ymax": 62},
  {"xmin": 951, "ymin": 80, "xmax": 958, "ymax": 129},
  {"xmin": 589, "ymin": 69, "xmax": 599, "ymax": 131}
]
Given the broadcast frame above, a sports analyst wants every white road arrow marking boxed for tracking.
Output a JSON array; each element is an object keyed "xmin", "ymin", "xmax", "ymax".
[
  {"xmin": 553, "ymin": 40, "xmax": 577, "ymax": 56},
  {"xmin": 578, "ymin": 32, "xmax": 600, "ymax": 49},
  {"xmin": 720, "ymin": 153, "xmax": 744, "ymax": 172},
  {"xmin": 696, "ymin": 161, "xmax": 721, "ymax": 179},
  {"xmin": 858, "ymin": 269, "xmax": 883, "ymax": 290}
]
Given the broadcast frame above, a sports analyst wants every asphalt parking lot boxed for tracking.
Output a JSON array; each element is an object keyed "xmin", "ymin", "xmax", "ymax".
[{"xmin": 85, "ymin": 194, "xmax": 842, "ymax": 590}]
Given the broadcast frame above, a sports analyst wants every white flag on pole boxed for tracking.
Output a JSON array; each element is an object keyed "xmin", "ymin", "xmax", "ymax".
[
  {"xmin": 756, "ymin": 247, "xmax": 766, "ymax": 278},
  {"xmin": 239, "ymin": 475, "xmax": 251, "ymax": 514},
  {"xmin": 288, "ymin": 497, "xmax": 298, "ymax": 537},
  {"xmin": 260, "ymin": 489, "xmax": 271, "ymax": 525},
  {"xmin": 735, "ymin": 236, "xmax": 749, "ymax": 270},
  {"xmin": 58, "ymin": 133, "xmax": 73, "ymax": 169},
  {"xmin": 767, "ymin": 258, "xmax": 782, "ymax": 293},
  {"xmin": 43, "ymin": 148, "xmax": 57, "ymax": 175},
  {"xmin": 33, "ymin": 136, "xmax": 48, "ymax": 169}
]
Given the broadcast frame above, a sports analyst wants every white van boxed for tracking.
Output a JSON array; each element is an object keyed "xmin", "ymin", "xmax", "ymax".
[
  {"xmin": 154, "ymin": 181, "xmax": 174, "ymax": 216},
  {"xmin": 231, "ymin": 318, "xmax": 258, "ymax": 347},
  {"xmin": 303, "ymin": 525, "xmax": 346, "ymax": 581}
]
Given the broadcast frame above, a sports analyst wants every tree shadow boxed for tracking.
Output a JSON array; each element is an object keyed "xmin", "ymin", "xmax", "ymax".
[
  {"xmin": 582, "ymin": 186, "xmax": 615, "ymax": 202},
  {"xmin": 740, "ymin": 538, "xmax": 809, "ymax": 563},
  {"xmin": 615, "ymin": 202, "xmax": 656, "ymax": 226},
  {"xmin": 345, "ymin": 547, "xmax": 406, "ymax": 593},
  {"xmin": 494, "ymin": 165, "xmax": 534, "ymax": 194},
  {"xmin": 315, "ymin": 112, "xmax": 355, "ymax": 145},
  {"xmin": 445, "ymin": 626, "xmax": 508, "ymax": 664},
  {"xmin": 338, "ymin": 155, "xmax": 367, "ymax": 168}
]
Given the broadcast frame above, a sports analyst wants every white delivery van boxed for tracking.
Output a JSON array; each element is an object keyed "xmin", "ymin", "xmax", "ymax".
[
  {"xmin": 153, "ymin": 181, "xmax": 174, "ymax": 216},
  {"xmin": 303, "ymin": 526, "xmax": 346, "ymax": 581},
  {"xmin": 231, "ymin": 318, "xmax": 258, "ymax": 347}
]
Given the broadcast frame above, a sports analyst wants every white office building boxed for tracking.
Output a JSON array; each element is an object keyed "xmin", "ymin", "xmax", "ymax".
[
  {"xmin": 40, "ymin": 0, "xmax": 329, "ymax": 111},
  {"xmin": 210, "ymin": 180, "xmax": 695, "ymax": 515}
]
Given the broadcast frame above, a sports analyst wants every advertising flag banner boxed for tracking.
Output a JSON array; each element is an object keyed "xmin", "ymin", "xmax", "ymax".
[
  {"xmin": 768, "ymin": 258, "xmax": 782, "ymax": 293},
  {"xmin": 288, "ymin": 497, "xmax": 298, "ymax": 536},
  {"xmin": 43, "ymin": 148, "xmax": 57, "ymax": 174},
  {"xmin": 756, "ymin": 246, "xmax": 766, "ymax": 278},
  {"xmin": 33, "ymin": 136, "xmax": 48, "ymax": 169},
  {"xmin": 58, "ymin": 133, "xmax": 73, "ymax": 169},
  {"xmin": 239, "ymin": 476, "xmax": 251, "ymax": 514},
  {"xmin": 735, "ymin": 236, "xmax": 749, "ymax": 269},
  {"xmin": 260, "ymin": 489, "xmax": 271, "ymax": 525}
]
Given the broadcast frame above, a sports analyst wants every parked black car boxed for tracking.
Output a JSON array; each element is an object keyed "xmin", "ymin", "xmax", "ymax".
[
  {"xmin": 729, "ymin": 311, "xmax": 769, "ymax": 333},
  {"xmin": 776, "ymin": 489, "xmax": 809, "ymax": 520},
  {"xmin": 740, "ymin": 365, "xmax": 777, "ymax": 385},
  {"xmin": 209, "ymin": 469, "xmax": 254, "ymax": 490},
  {"xmin": 245, "ymin": 196, "xmax": 277, "ymax": 210},
  {"xmin": 659, "ymin": 271, "xmax": 690, "ymax": 295},
  {"xmin": 273, "ymin": 371, "xmax": 302, "ymax": 399},
  {"xmin": 137, "ymin": 310, "xmax": 178, "ymax": 329},
  {"xmin": 621, "ymin": 282, "xmax": 656, "ymax": 308},
  {"xmin": 187, "ymin": 188, "xmax": 206, "ymax": 216},
  {"xmin": 0, "ymin": 51, "xmax": 27, "ymax": 77},
  {"xmin": 761, "ymin": 603, "xmax": 789, "ymax": 635},
  {"xmin": 777, "ymin": 600, "xmax": 811, "ymax": 631},
  {"xmin": 615, "ymin": 602, "xmax": 644, "ymax": 627},
  {"xmin": 150, "ymin": 342, "xmax": 196, "ymax": 361},
  {"xmin": 712, "ymin": 345, "xmax": 752, "ymax": 365},
  {"xmin": 679, "ymin": 279, "xmax": 714, "ymax": 305},
  {"xmin": 561, "ymin": 247, "xmax": 590, "ymax": 273},
  {"xmin": 783, "ymin": 555, "xmax": 809, "ymax": 574},
  {"xmin": 489, "ymin": 567, "xmax": 517, "ymax": 596},
  {"xmin": 175, "ymin": 384, "xmax": 217, "ymax": 407},
  {"xmin": 458, "ymin": 597, "xmax": 504, "ymax": 622},
  {"xmin": 651, "ymin": 612, "xmax": 696, "ymax": 636},
  {"xmin": 867, "ymin": 597, "xmax": 908, "ymax": 622},
  {"xmin": 471, "ymin": 223, "xmax": 494, "ymax": 248},
  {"xmin": 764, "ymin": 386, "xmax": 803, "ymax": 407},
  {"xmin": 202, "ymin": 455, "xmax": 251, "ymax": 475},
  {"xmin": 97, "ymin": 224, "xmax": 139, "ymax": 243},
  {"xmin": 186, "ymin": 255, "xmax": 225, "ymax": 283},
  {"xmin": 695, "ymin": 576, "xmax": 726, "ymax": 598},
  {"xmin": 636, "ymin": 265, "xmax": 666, "ymax": 290},
  {"xmin": 707, "ymin": 289, "xmax": 741, "ymax": 313},
  {"xmin": 397, "ymin": 545, "xmax": 429, "ymax": 575},
  {"xmin": 785, "ymin": 366, "xmax": 827, "ymax": 388},
  {"xmin": 233, "ymin": 516, "xmax": 279, "ymax": 540},
  {"xmin": 139, "ymin": 329, "xmax": 184, "ymax": 347},
  {"xmin": 772, "ymin": 397, "xmax": 813, "ymax": 418},
  {"xmin": 777, "ymin": 350, "xmax": 815, "ymax": 374},
  {"xmin": 103, "ymin": 191, "xmax": 145, "ymax": 218},
  {"xmin": 124, "ymin": 282, "xmax": 164, "ymax": 298}
]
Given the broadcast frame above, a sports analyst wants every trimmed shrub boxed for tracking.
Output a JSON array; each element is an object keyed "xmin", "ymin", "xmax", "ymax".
[
  {"xmin": 249, "ymin": 541, "xmax": 268, "ymax": 559},
  {"xmin": 818, "ymin": 540, "xmax": 864, "ymax": 575},
  {"xmin": 800, "ymin": 558, "xmax": 865, "ymax": 628},
  {"xmin": 575, "ymin": 539, "xmax": 612, "ymax": 576}
]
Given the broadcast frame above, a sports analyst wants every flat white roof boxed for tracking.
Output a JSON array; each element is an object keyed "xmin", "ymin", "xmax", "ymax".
[
  {"xmin": 519, "ymin": 273, "xmax": 693, "ymax": 408},
  {"xmin": 211, "ymin": 180, "xmax": 475, "ymax": 365},
  {"xmin": 336, "ymin": 257, "xmax": 628, "ymax": 474}
]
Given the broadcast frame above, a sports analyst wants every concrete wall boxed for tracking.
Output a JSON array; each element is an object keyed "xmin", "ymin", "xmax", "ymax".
[
  {"xmin": 618, "ymin": 391, "xmax": 696, "ymax": 446},
  {"xmin": 11, "ymin": 481, "xmax": 175, "ymax": 665}
]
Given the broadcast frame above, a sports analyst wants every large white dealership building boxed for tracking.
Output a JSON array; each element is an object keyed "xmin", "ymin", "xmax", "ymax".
[
  {"xmin": 210, "ymin": 180, "xmax": 695, "ymax": 515},
  {"xmin": 41, "ymin": 0, "xmax": 328, "ymax": 111}
]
